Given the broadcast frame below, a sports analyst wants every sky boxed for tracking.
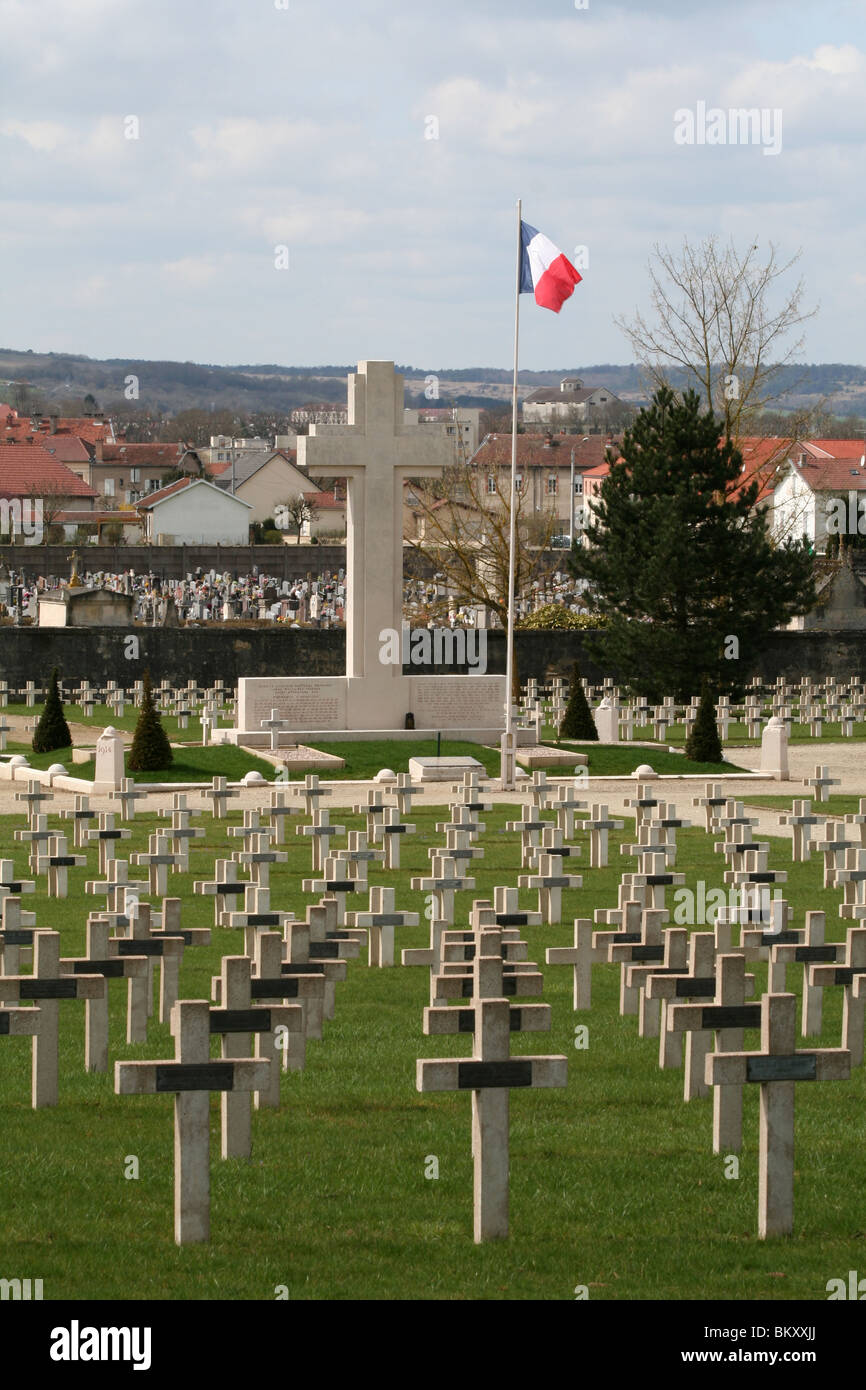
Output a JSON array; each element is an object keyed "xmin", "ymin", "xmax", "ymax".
[{"xmin": 1, "ymin": 0, "xmax": 865, "ymax": 371}]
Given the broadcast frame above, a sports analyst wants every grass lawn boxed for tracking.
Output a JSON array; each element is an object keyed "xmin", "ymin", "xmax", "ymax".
[
  {"xmin": 0, "ymin": 801, "xmax": 863, "ymax": 1302},
  {"xmin": 3, "ymin": 743, "xmax": 277, "ymax": 783},
  {"xmin": 306, "ymin": 739, "xmax": 505, "ymax": 780},
  {"xmin": 552, "ymin": 743, "xmax": 747, "ymax": 777},
  {"xmin": 541, "ymin": 718, "xmax": 866, "ymax": 747}
]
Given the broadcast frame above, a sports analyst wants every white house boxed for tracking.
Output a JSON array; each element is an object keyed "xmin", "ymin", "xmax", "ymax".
[
  {"xmin": 771, "ymin": 441, "xmax": 866, "ymax": 552},
  {"xmin": 136, "ymin": 477, "xmax": 252, "ymax": 545}
]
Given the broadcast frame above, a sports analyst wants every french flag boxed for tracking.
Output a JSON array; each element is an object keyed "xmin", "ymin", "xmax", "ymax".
[{"xmin": 519, "ymin": 221, "xmax": 581, "ymax": 313}]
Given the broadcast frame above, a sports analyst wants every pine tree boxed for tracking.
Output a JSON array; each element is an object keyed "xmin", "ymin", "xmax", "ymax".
[
  {"xmin": 558, "ymin": 662, "xmax": 598, "ymax": 740},
  {"xmin": 127, "ymin": 670, "xmax": 173, "ymax": 771},
  {"xmin": 685, "ymin": 677, "xmax": 722, "ymax": 763},
  {"xmin": 32, "ymin": 668, "xmax": 71, "ymax": 753},
  {"xmin": 568, "ymin": 386, "xmax": 816, "ymax": 701}
]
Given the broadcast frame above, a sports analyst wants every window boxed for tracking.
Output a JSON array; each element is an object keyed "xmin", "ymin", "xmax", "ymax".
[
  {"xmin": 130, "ymin": 467, "xmax": 140, "ymax": 483},
  {"xmin": 487, "ymin": 475, "xmax": 497, "ymax": 494},
  {"xmin": 103, "ymin": 479, "xmax": 115, "ymax": 497},
  {"xmin": 547, "ymin": 475, "xmax": 558, "ymax": 495}
]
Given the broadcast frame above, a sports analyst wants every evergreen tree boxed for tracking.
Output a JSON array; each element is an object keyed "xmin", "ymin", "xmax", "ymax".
[
  {"xmin": 32, "ymin": 668, "xmax": 71, "ymax": 753},
  {"xmin": 127, "ymin": 670, "xmax": 173, "ymax": 771},
  {"xmin": 685, "ymin": 677, "xmax": 723, "ymax": 763},
  {"xmin": 558, "ymin": 662, "xmax": 598, "ymax": 740},
  {"xmin": 568, "ymin": 386, "xmax": 816, "ymax": 701}
]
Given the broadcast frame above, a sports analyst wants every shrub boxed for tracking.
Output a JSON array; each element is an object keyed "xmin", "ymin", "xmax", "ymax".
[
  {"xmin": 127, "ymin": 670, "xmax": 173, "ymax": 771},
  {"xmin": 32, "ymin": 668, "xmax": 71, "ymax": 753},
  {"xmin": 558, "ymin": 661, "xmax": 598, "ymax": 740},
  {"xmin": 517, "ymin": 604, "xmax": 607, "ymax": 630},
  {"xmin": 685, "ymin": 677, "xmax": 722, "ymax": 763}
]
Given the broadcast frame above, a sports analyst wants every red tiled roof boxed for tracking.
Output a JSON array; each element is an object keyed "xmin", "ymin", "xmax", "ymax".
[
  {"xmin": 791, "ymin": 456, "xmax": 866, "ymax": 492},
  {"xmin": 98, "ymin": 443, "xmax": 182, "ymax": 465},
  {"xmin": 804, "ymin": 439, "xmax": 866, "ymax": 459},
  {"xmin": 303, "ymin": 490, "xmax": 344, "ymax": 510},
  {"xmin": 135, "ymin": 477, "xmax": 196, "ymax": 509},
  {"xmin": 471, "ymin": 433, "xmax": 618, "ymax": 470},
  {"xmin": 0, "ymin": 444, "xmax": 98, "ymax": 498}
]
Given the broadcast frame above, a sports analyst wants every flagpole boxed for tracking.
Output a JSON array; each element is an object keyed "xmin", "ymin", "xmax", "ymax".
[{"xmin": 501, "ymin": 197, "xmax": 521, "ymax": 789}]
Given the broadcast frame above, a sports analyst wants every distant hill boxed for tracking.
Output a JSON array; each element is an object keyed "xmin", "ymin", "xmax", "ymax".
[{"xmin": 2, "ymin": 349, "xmax": 866, "ymax": 418}]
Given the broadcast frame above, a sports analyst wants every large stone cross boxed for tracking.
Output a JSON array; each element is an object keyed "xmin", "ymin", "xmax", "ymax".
[{"xmin": 297, "ymin": 361, "xmax": 453, "ymax": 687}]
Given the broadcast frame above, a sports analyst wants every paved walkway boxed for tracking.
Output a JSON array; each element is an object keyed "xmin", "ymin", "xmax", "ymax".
[{"xmin": 1, "ymin": 742, "xmax": 862, "ymax": 839}]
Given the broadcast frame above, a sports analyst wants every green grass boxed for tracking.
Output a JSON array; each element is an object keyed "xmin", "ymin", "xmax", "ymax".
[
  {"xmin": 0, "ymin": 801, "xmax": 864, "ymax": 1301},
  {"xmin": 305, "ymin": 739, "xmax": 504, "ymax": 780},
  {"xmin": 540, "ymin": 717, "xmax": 866, "ymax": 747},
  {"xmin": 5, "ymin": 701, "xmax": 213, "ymax": 746},
  {"xmin": 553, "ymin": 744, "xmax": 747, "ymax": 777},
  {"xmin": 1, "ymin": 744, "xmax": 277, "ymax": 784}
]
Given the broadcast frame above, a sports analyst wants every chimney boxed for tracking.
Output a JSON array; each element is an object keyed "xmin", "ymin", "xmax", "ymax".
[
  {"xmin": 48, "ymin": 414, "xmax": 59, "ymax": 435},
  {"xmin": 94, "ymin": 439, "xmax": 103, "ymax": 461}
]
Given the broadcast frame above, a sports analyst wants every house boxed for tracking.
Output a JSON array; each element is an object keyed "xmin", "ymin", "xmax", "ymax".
[
  {"xmin": 211, "ymin": 448, "xmax": 318, "ymax": 524},
  {"xmin": 201, "ymin": 432, "xmax": 296, "ymax": 467},
  {"xmin": 136, "ymin": 477, "xmax": 252, "ymax": 545},
  {"xmin": 78, "ymin": 440, "xmax": 193, "ymax": 505},
  {"xmin": 299, "ymin": 490, "xmax": 346, "ymax": 539},
  {"xmin": 468, "ymin": 432, "xmax": 619, "ymax": 530},
  {"xmin": 403, "ymin": 407, "xmax": 483, "ymax": 459},
  {"xmin": 771, "ymin": 440, "xmax": 866, "ymax": 552},
  {"xmin": 0, "ymin": 441, "xmax": 98, "ymax": 541},
  {"xmin": 403, "ymin": 492, "xmax": 487, "ymax": 544},
  {"xmin": 522, "ymin": 378, "xmax": 621, "ymax": 426}
]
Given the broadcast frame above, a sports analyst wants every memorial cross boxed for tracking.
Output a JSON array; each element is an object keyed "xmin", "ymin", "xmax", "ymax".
[
  {"xmin": 411, "ymin": 854, "xmax": 475, "ymax": 926},
  {"xmin": 392, "ymin": 772, "xmax": 423, "ymax": 818},
  {"xmin": 0, "ymin": 930, "xmax": 104, "ymax": 1107},
  {"xmin": 807, "ymin": 927, "xmax": 866, "ymax": 1066},
  {"xmin": 335, "ymin": 829, "xmax": 384, "ymax": 885},
  {"xmin": 223, "ymin": 884, "xmax": 294, "ymax": 958},
  {"xmin": 194, "ymin": 858, "xmax": 250, "ymax": 926},
  {"xmin": 417, "ymin": 951, "xmax": 567, "ymax": 1242},
  {"xmin": 59, "ymin": 915, "xmax": 148, "ymax": 1071},
  {"xmin": 0, "ymin": 857, "xmax": 35, "ymax": 900},
  {"xmin": 302, "ymin": 856, "xmax": 358, "ymax": 924},
  {"xmin": 295, "ymin": 773, "xmax": 331, "ymax": 816},
  {"xmin": 110, "ymin": 778, "xmax": 147, "ymax": 820},
  {"xmin": 646, "ymin": 932, "xmax": 727, "ymax": 1086},
  {"xmin": 208, "ymin": 956, "xmax": 300, "ymax": 1156},
  {"xmin": 232, "ymin": 832, "xmax": 288, "ymax": 889},
  {"xmin": 373, "ymin": 805, "xmax": 416, "ymax": 871},
  {"xmin": 61, "ymin": 794, "xmax": 96, "ymax": 849},
  {"xmin": 202, "ymin": 775, "xmax": 239, "ymax": 820},
  {"xmin": 584, "ymin": 803, "xmax": 625, "ymax": 869},
  {"xmin": 86, "ymin": 812, "xmax": 132, "ymax": 876},
  {"xmin": 0, "ymin": 895, "xmax": 37, "ymax": 979},
  {"xmin": 265, "ymin": 787, "xmax": 300, "ymax": 844},
  {"xmin": 706, "ymin": 992, "xmax": 850, "ymax": 1237},
  {"xmin": 805, "ymin": 764, "xmax": 840, "ymax": 803},
  {"xmin": 36, "ymin": 833, "xmax": 86, "ymax": 898},
  {"xmin": 13, "ymin": 814, "xmax": 53, "ymax": 873},
  {"xmin": 344, "ymin": 885, "xmax": 419, "ymax": 967},
  {"xmin": 295, "ymin": 808, "xmax": 346, "ymax": 872},
  {"xmin": 131, "ymin": 831, "xmax": 182, "ymax": 898},
  {"xmin": 115, "ymin": 999, "xmax": 271, "ymax": 1244},
  {"xmin": 517, "ymin": 851, "xmax": 581, "ymax": 925},
  {"xmin": 260, "ymin": 708, "xmax": 293, "ymax": 753}
]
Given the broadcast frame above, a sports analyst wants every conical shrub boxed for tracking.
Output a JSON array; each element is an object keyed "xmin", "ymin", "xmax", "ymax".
[
  {"xmin": 559, "ymin": 662, "xmax": 598, "ymax": 741},
  {"xmin": 32, "ymin": 668, "xmax": 71, "ymax": 753},
  {"xmin": 685, "ymin": 677, "xmax": 722, "ymax": 763},
  {"xmin": 127, "ymin": 670, "xmax": 173, "ymax": 771}
]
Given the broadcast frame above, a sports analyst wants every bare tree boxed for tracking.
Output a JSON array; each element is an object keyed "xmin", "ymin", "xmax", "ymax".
[
  {"xmin": 614, "ymin": 237, "xmax": 818, "ymax": 439},
  {"xmin": 277, "ymin": 493, "xmax": 319, "ymax": 542},
  {"xmin": 405, "ymin": 461, "xmax": 560, "ymax": 634}
]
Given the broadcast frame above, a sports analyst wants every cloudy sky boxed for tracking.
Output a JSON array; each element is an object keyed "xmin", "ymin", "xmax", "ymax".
[{"xmin": 1, "ymin": 0, "xmax": 864, "ymax": 370}]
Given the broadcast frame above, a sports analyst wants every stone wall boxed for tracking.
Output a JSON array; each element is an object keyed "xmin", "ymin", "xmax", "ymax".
[
  {"xmin": 0, "ymin": 543, "xmax": 348, "ymax": 583},
  {"xmin": 0, "ymin": 625, "xmax": 864, "ymax": 691}
]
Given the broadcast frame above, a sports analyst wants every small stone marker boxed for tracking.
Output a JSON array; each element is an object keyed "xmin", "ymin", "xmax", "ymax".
[
  {"xmin": 705, "ymin": 992, "xmax": 850, "ymax": 1237},
  {"xmin": 115, "ymin": 998, "xmax": 271, "ymax": 1244},
  {"xmin": 94, "ymin": 726, "xmax": 125, "ymax": 791}
]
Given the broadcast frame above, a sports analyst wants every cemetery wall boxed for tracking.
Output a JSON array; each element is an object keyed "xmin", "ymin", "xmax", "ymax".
[
  {"xmin": 0, "ymin": 625, "xmax": 863, "ymax": 689},
  {"xmin": 0, "ymin": 543, "xmax": 348, "ymax": 582}
]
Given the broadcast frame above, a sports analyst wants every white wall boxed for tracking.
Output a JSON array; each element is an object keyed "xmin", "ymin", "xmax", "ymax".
[{"xmin": 150, "ymin": 484, "xmax": 250, "ymax": 545}]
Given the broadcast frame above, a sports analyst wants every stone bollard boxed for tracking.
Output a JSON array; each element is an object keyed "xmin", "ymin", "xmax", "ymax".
[
  {"xmin": 761, "ymin": 715, "xmax": 789, "ymax": 781},
  {"xmin": 595, "ymin": 697, "xmax": 619, "ymax": 744}
]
